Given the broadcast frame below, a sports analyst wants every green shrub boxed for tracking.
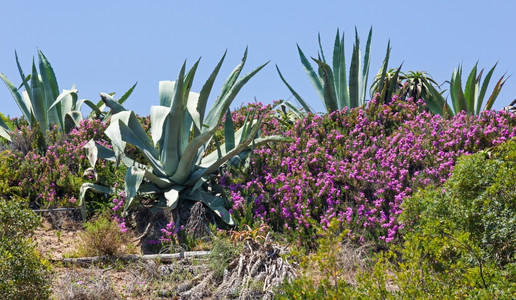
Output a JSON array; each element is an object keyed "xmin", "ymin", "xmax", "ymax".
[
  {"xmin": 76, "ymin": 212, "xmax": 137, "ymax": 257},
  {"xmin": 0, "ymin": 197, "xmax": 52, "ymax": 299},
  {"xmin": 277, "ymin": 219, "xmax": 371, "ymax": 299},
  {"xmin": 0, "ymin": 151, "xmax": 21, "ymax": 196},
  {"xmin": 334, "ymin": 139, "xmax": 516, "ymax": 298},
  {"xmin": 393, "ymin": 140, "xmax": 516, "ymax": 298},
  {"xmin": 402, "ymin": 139, "xmax": 516, "ymax": 267}
]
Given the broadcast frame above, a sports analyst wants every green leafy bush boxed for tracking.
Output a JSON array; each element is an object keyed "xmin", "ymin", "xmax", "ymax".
[
  {"xmin": 402, "ymin": 142, "xmax": 516, "ymax": 266},
  {"xmin": 0, "ymin": 197, "xmax": 52, "ymax": 299},
  {"xmin": 391, "ymin": 140, "xmax": 516, "ymax": 297},
  {"xmin": 277, "ymin": 219, "xmax": 371, "ymax": 299},
  {"xmin": 0, "ymin": 151, "xmax": 21, "ymax": 196},
  {"xmin": 75, "ymin": 212, "xmax": 137, "ymax": 257}
]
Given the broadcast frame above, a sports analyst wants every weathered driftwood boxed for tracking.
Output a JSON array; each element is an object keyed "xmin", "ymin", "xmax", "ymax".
[
  {"xmin": 55, "ymin": 251, "xmax": 211, "ymax": 266},
  {"xmin": 33, "ymin": 207, "xmax": 80, "ymax": 214}
]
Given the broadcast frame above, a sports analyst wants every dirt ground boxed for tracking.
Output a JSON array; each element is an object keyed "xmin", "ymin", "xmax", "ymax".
[{"xmin": 33, "ymin": 210, "xmax": 295, "ymax": 299}]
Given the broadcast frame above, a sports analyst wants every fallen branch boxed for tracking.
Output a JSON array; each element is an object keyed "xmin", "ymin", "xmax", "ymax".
[
  {"xmin": 33, "ymin": 207, "xmax": 80, "ymax": 214},
  {"xmin": 53, "ymin": 251, "xmax": 211, "ymax": 266}
]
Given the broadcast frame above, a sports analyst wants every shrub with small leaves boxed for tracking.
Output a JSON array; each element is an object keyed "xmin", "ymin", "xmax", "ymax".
[
  {"xmin": 0, "ymin": 197, "xmax": 52, "ymax": 300},
  {"xmin": 223, "ymin": 98, "xmax": 516, "ymax": 247},
  {"xmin": 277, "ymin": 218, "xmax": 371, "ymax": 299},
  {"xmin": 76, "ymin": 211, "xmax": 137, "ymax": 257},
  {"xmin": 1, "ymin": 118, "xmax": 116, "ymax": 209}
]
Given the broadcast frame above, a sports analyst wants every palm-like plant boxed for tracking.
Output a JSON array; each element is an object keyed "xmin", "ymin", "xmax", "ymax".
[
  {"xmin": 80, "ymin": 50, "xmax": 288, "ymax": 224},
  {"xmin": 370, "ymin": 67, "xmax": 440, "ymax": 103},
  {"xmin": 276, "ymin": 27, "xmax": 388, "ymax": 113}
]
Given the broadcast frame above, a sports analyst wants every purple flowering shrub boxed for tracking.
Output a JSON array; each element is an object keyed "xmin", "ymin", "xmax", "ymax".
[
  {"xmin": 222, "ymin": 98, "xmax": 516, "ymax": 246},
  {"xmin": 1, "ymin": 119, "xmax": 111, "ymax": 208}
]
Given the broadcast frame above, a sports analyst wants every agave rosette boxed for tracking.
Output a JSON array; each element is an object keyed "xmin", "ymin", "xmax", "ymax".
[
  {"xmin": 277, "ymin": 27, "xmax": 388, "ymax": 114},
  {"xmin": 81, "ymin": 49, "xmax": 289, "ymax": 225},
  {"xmin": 0, "ymin": 50, "xmax": 114, "ymax": 135}
]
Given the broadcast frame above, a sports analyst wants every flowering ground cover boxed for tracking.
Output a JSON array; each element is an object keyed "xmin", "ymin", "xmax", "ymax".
[
  {"xmin": 0, "ymin": 119, "xmax": 109, "ymax": 208},
  {"xmin": 223, "ymin": 98, "xmax": 516, "ymax": 246}
]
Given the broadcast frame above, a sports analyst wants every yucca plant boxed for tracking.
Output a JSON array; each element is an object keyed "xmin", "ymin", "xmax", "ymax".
[
  {"xmin": 80, "ymin": 49, "xmax": 288, "ymax": 225},
  {"xmin": 421, "ymin": 62, "xmax": 508, "ymax": 116},
  {"xmin": 276, "ymin": 27, "xmax": 387, "ymax": 113}
]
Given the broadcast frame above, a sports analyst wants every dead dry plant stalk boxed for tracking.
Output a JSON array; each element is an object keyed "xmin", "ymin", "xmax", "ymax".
[
  {"xmin": 184, "ymin": 202, "xmax": 212, "ymax": 239},
  {"xmin": 212, "ymin": 237, "xmax": 296, "ymax": 300}
]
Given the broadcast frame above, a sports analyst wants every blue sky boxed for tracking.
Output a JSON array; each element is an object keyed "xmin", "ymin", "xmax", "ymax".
[{"xmin": 1, "ymin": 0, "xmax": 515, "ymax": 117}]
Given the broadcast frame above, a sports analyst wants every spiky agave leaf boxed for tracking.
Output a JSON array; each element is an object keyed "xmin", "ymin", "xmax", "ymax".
[{"xmin": 0, "ymin": 117, "xmax": 11, "ymax": 141}]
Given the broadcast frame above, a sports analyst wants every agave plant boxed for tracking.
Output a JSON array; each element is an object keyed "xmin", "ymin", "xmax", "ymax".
[
  {"xmin": 80, "ymin": 49, "xmax": 288, "ymax": 225},
  {"xmin": 422, "ymin": 62, "xmax": 508, "ymax": 116},
  {"xmin": 0, "ymin": 117, "xmax": 10, "ymax": 141},
  {"xmin": 86, "ymin": 82, "xmax": 138, "ymax": 123},
  {"xmin": 0, "ymin": 50, "xmax": 132, "ymax": 137},
  {"xmin": 368, "ymin": 41, "xmax": 404, "ymax": 104},
  {"xmin": 276, "ymin": 27, "xmax": 388, "ymax": 113}
]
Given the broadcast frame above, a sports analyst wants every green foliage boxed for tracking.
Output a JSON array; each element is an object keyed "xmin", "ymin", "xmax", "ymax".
[
  {"xmin": 422, "ymin": 62, "xmax": 508, "ymax": 116},
  {"xmin": 0, "ymin": 197, "xmax": 52, "ymax": 300},
  {"xmin": 402, "ymin": 140, "xmax": 516, "ymax": 266},
  {"xmin": 277, "ymin": 27, "xmax": 389, "ymax": 113},
  {"xmin": 75, "ymin": 212, "xmax": 136, "ymax": 257},
  {"xmin": 0, "ymin": 150, "xmax": 21, "ymax": 196},
  {"xmin": 277, "ymin": 219, "xmax": 370, "ymax": 299},
  {"xmin": 208, "ymin": 235, "xmax": 243, "ymax": 280}
]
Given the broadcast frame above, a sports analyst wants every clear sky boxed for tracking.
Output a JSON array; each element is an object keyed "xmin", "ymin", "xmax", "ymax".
[{"xmin": 1, "ymin": 0, "xmax": 515, "ymax": 117}]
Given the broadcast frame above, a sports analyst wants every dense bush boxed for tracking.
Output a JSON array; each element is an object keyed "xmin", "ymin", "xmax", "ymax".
[
  {"xmin": 0, "ymin": 197, "xmax": 52, "ymax": 299},
  {"xmin": 278, "ymin": 138, "xmax": 516, "ymax": 299},
  {"xmin": 389, "ymin": 140, "xmax": 515, "ymax": 298},
  {"xmin": 0, "ymin": 118, "xmax": 117, "ymax": 209},
  {"xmin": 75, "ymin": 211, "xmax": 137, "ymax": 257},
  {"xmin": 223, "ymin": 98, "xmax": 516, "ymax": 246},
  {"xmin": 402, "ymin": 140, "xmax": 516, "ymax": 266}
]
